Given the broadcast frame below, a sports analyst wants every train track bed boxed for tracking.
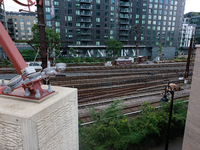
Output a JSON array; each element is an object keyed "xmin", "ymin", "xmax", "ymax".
[{"xmin": 79, "ymin": 84, "xmax": 191, "ymax": 124}]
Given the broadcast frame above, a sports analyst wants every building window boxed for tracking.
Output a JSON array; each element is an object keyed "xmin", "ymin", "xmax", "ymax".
[
  {"xmin": 68, "ymin": 16, "xmax": 72, "ymax": 21},
  {"xmin": 68, "ymin": 2, "xmax": 72, "ymax": 8},
  {"xmin": 45, "ymin": 7, "xmax": 50, "ymax": 13},
  {"xmin": 96, "ymin": 41, "xmax": 100, "ymax": 45},
  {"xmin": 55, "ymin": 22, "xmax": 60, "ymax": 27},
  {"xmin": 68, "ymin": 9, "xmax": 72, "ymax": 14},
  {"xmin": 69, "ymin": 35, "xmax": 73, "ymax": 39},
  {"xmin": 76, "ymin": 23, "xmax": 80, "ymax": 27},
  {"xmin": 55, "ymin": 8, "xmax": 59, "ymax": 13},
  {"xmin": 76, "ymin": 10, "xmax": 80, "ymax": 15},
  {"xmin": 96, "ymin": 18, "xmax": 100, "ymax": 22},
  {"xmin": 56, "ymin": 28, "xmax": 60, "ymax": 33},
  {"xmin": 47, "ymin": 21, "xmax": 51, "ymax": 26},
  {"xmin": 96, "ymin": 4, "xmax": 100, "ymax": 10},
  {"xmin": 20, "ymin": 19, "xmax": 24, "ymax": 22},
  {"xmin": 111, "ymin": 6, "xmax": 114, "ymax": 11},
  {"xmin": 45, "ymin": 0, "xmax": 50, "ymax": 6},
  {"xmin": 54, "ymin": 1, "xmax": 59, "ymax": 6}
]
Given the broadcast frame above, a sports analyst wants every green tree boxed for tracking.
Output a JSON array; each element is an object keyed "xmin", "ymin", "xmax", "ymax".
[
  {"xmin": 157, "ymin": 43, "xmax": 163, "ymax": 57},
  {"xmin": 19, "ymin": 49, "xmax": 37, "ymax": 62},
  {"xmin": 69, "ymin": 47, "xmax": 77, "ymax": 57},
  {"xmin": 105, "ymin": 39, "xmax": 123, "ymax": 60},
  {"xmin": 31, "ymin": 24, "xmax": 61, "ymax": 58}
]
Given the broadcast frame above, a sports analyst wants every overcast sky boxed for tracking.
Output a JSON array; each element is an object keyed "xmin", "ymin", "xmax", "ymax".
[{"xmin": 3, "ymin": 0, "xmax": 200, "ymax": 14}]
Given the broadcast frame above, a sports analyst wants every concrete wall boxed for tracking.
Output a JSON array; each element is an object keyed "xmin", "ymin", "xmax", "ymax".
[
  {"xmin": 152, "ymin": 46, "xmax": 176, "ymax": 59},
  {"xmin": 182, "ymin": 44, "xmax": 200, "ymax": 150}
]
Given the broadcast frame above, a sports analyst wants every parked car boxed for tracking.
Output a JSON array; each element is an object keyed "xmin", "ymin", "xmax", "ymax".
[{"xmin": 26, "ymin": 61, "xmax": 50, "ymax": 70}]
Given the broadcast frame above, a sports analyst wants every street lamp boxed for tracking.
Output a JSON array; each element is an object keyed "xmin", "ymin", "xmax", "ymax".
[{"xmin": 160, "ymin": 82, "xmax": 174, "ymax": 150}]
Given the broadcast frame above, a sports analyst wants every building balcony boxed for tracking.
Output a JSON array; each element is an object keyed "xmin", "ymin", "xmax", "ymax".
[
  {"xmin": 81, "ymin": 32, "xmax": 91, "ymax": 35},
  {"xmin": 119, "ymin": 32, "xmax": 128, "ymax": 36},
  {"xmin": 120, "ymin": 9, "xmax": 129, "ymax": 13},
  {"xmin": 81, "ymin": 13, "xmax": 91, "ymax": 16},
  {"xmin": 80, "ymin": 0, "xmax": 91, "ymax": 3},
  {"xmin": 81, "ymin": 25, "xmax": 91, "ymax": 28},
  {"xmin": 119, "ymin": 15, "xmax": 129, "ymax": 19},
  {"xmin": 80, "ymin": 6, "xmax": 91, "ymax": 10},
  {"xmin": 119, "ymin": 27, "xmax": 129, "ymax": 30},
  {"xmin": 81, "ymin": 38, "xmax": 92, "ymax": 41},
  {"xmin": 8, "ymin": 31, "xmax": 14, "ymax": 35},
  {"xmin": 119, "ymin": 38, "xmax": 128, "ymax": 41},
  {"xmin": 81, "ymin": 18, "xmax": 91, "ymax": 22},
  {"xmin": 120, "ymin": 3, "xmax": 129, "ymax": 7},
  {"xmin": 119, "ymin": 21, "xmax": 129, "ymax": 24}
]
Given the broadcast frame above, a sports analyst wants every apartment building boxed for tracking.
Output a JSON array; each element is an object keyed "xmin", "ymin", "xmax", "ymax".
[
  {"xmin": 43, "ymin": 0, "xmax": 185, "ymax": 59},
  {"xmin": 6, "ymin": 11, "xmax": 37, "ymax": 41},
  {"xmin": 0, "ymin": 0, "xmax": 6, "ymax": 29}
]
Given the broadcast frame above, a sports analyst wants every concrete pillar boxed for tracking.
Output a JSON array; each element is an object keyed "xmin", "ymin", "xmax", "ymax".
[
  {"xmin": 0, "ymin": 86, "xmax": 78, "ymax": 150},
  {"xmin": 182, "ymin": 45, "xmax": 200, "ymax": 150}
]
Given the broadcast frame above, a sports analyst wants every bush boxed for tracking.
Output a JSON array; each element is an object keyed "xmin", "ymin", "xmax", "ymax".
[{"xmin": 79, "ymin": 99, "xmax": 188, "ymax": 150}]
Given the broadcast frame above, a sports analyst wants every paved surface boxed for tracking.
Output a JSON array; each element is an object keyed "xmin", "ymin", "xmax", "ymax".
[{"xmin": 147, "ymin": 137, "xmax": 183, "ymax": 150}]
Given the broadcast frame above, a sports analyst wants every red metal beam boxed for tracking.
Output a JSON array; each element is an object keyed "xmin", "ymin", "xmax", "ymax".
[
  {"xmin": 13, "ymin": 0, "xmax": 35, "ymax": 6},
  {"xmin": 0, "ymin": 22, "xmax": 27, "ymax": 74}
]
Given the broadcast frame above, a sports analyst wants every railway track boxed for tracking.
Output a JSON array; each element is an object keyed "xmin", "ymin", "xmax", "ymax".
[{"xmin": 79, "ymin": 95, "xmax": 190, "ymax": 124}]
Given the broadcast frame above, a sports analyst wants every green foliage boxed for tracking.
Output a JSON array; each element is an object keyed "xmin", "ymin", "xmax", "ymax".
[
  {"xmin": 19, "ymin": 49, "xmax": 37, "ymax": 62},
  {"xmin": 79, "ymin": 99, "xmax": 188, "ymax": 150},
  {"xmin": 31, "ymin": 24, "xmax": 61, "ymax": 56},
  {"xmin": 69, "ymin": 47, "xmax": 77, "ymax": 57},
  {"xmin": 56, "ymin": 57, "xmax": 112, "ymax": 64},
  {"xmin": 105, "ymin": 39, "xmax": 123, "ymax": 59},
  {"xmin": 157, "ymin": 44, "xmax": 163, "ymax": 54}
]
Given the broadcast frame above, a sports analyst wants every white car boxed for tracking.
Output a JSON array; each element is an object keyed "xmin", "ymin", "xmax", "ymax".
[{"xmin": 26, "ymin": 61, "xmax": 50, "ymax": 70}]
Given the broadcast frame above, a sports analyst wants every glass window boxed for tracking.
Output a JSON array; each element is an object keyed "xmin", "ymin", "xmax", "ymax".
[
  {"xmin": 68, "ymin": 2, "xmax": 72, "ymax": 8},
  {"xmin": 153, "ymin": 15, "xmax": 157, "ymax": 19},
  {"xmin": 55, "ymin": 8, "xmax": 59, "ymax": 13},
  {"xmin": 69, "ymin": 35, "xmax": 73, "ymax": 39},
  {"xmin": 45, "ymin": 0, "xmax": 50, "ymax": 6},
  {"xmin": 96, "ymin": 41, "xmax": 100, "ymax": 45},
  {"xmin": 96, "ymin": 18, "xmax": 100, "ymax": 22},
  {"xmin": 110, "ymin": 30, "xmax": 114, "ymax": 34},
  {"xmin": 20, "ymin": 19, "xmax": 24, "ymax": 22},
  {"xmin": 27, "ymin": 19, "xmax": 30, "ymax": 22},
  {"xmin": 142, "ymin": 20, "xmax": 145, "ymax": 24},
  {"xmin": 54, "ymin": 1, "xmax": 59, "ymax": 6},
  {"xmin": 55, "ymin": 22, "xmax": 60, "ymax": 27},
  {"xmin": 96, "ymin": 4, "xmax": 100, "ymax": 10},
  {"xmin": 159, "ymin": 5, "xmax": 162, "ymax": 9},
  {"xmin": 155, "ymin": 0, "xmax": 158, "ymax": 3},
  {"xmin": 96, "ymin": 11, "xmax": 100, "ymax": 16},
  {"xmin": 135, "ymin": 20, "xmax": 139, "ymax": 24},
  {"xmin": 149, "ymin": 3, "xmax": 153, "ymax": 8},
  {"xmin": 160, "ymin": 0, "xmax": 163, "ymax": 3},
  {"xmin": 76, "ymin": 23, "xmax": 80, "ymax": 27},
  {"xmin": 153, "ymin": 21, "xmax": 156, "ymax": 25},
  {"xmin": 46, "ymin": 14, "xmax": 51, "ymax": 20},
  {"xmin": 46, "ymin": 7, "xmax": 50, "ymax": 13},
  {"xmin": 142, "ymin": 15, "xmax": 145, "ymax": 19},
  {"xmin": 136, "ymin": 14, "xmax": 139, "ymax": 18},
  {"xmin": 76, "ymin": 10, "xmax": 80, "ymax": 15},
  {"xmin": 154, "ymin": 4, "xmax": 158, "ymax": 8},
  {"xmin": 68, "ymin": 16, "xmax": 72, "ymax": 21},
  {"xmin": 56, "ymin": 28, "xmax": 60, "ymax": 33},
  {"xmin": 111, "ymin": 6, "xmax": 114, "ymax": 11},
  {"xmin": 148, "ymin": 15, "xmax": 152, "ymax": 19},
  {"xmin": 111, "ymin": 0, "xmax": 115, "ymax": 4},
  {"xmin": 165, "ymin": 0, "xmax": 168, "ymax": 4},
  {"xmin": 154, "ymin": 10, "xmax": 157, "ymax": 14},
  {"xmin": 96, "ymin": 0, "xmax": 100, "ymax": 3}
]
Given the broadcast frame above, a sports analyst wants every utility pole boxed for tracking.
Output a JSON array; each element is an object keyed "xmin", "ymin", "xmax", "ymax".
[
  {"xmin": 36, "ymin": 0, "xmax": 47, "ymax": 69},
  {"xmin": 184, "ymin": 29, "xmax": 196, "ymax": 78},
  {"xmin": 133, "ymin": 25, "xmax": 141, "ymax": 63}
]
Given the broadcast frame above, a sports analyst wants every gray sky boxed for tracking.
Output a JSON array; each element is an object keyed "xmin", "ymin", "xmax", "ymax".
[{"xmin": 3, "ymin": 0, "xmax": 200, "ymax": 14}]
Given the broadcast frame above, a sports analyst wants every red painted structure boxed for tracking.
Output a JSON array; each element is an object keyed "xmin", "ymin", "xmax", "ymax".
[{"xmin": 0, "ymin": 0, "xmax": 54, "ymax": 100}]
